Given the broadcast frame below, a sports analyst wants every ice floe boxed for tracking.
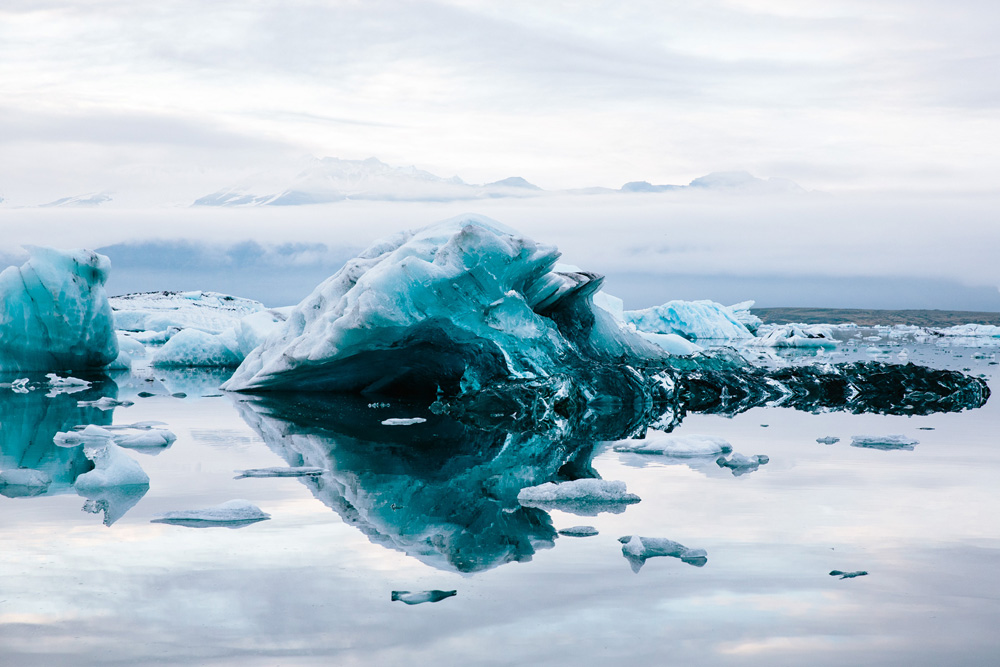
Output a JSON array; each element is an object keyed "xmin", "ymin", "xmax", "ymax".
[
  {"xmin": 381, "ymin": 417, "xmax": 427, "ymax": 426},
  {"xmin": 390, "ymin": 590, "xmax": 457, "ymax": 605},
  {"xmin": 613, "ymin": 432, "xmax": 732, "ymax": 457},
  {"xmin": 816, "ymin": 436, "xmax": 840, "ymax": 445},
  {"xmin": 517, "ymin": 479, "xmax": 640, "ymax": 515},
  {"xmin": 716, "ymin": 453, "xmax": 769, "ymax": 475},
  {"xmin": 850, "ymin": 435, "xmax": 919, "ymax": 450},
  {"xmin": 77, "ymin": 397, "xmax": 134, "ymax": 410},
  {"xmin": 234, "ymin": 466, "xmax": 325, "ymax": 478},
  {"xmin": 830, "ymin": 570, "xmax": 868, "ymax": 579},
  {"xmin": 74, "ymin": 438, "xmax": 150, "ymax": 491},
  {"xmin": 619, "ymin": 535, "xmax": 707, "ymax": 572},
  {"xmin": 558, "ymin": 526, "xmax": 599, "ymax": 537},
  {"xmin": 0, "ymin": 469, "xmax": 52, "ymax": 497},
  {"xmin": 151, "ymin": 500, "xmax": 271, "ymax": 527},
  {"xmin": 0, "ymin": 247, "xmax": 118, "ymax": 371}
]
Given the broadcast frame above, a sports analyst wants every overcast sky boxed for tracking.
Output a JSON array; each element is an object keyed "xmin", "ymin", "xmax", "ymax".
[{"xmin": 2, "ymin": 0, "xmax": 1000, "ymax": 203}]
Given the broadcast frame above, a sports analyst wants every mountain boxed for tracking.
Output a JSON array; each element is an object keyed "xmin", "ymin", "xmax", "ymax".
[
  {"xmin": 40, "ymin": 192, "xmax": 113, "ymax": 207},
  {"xmin": 194, "ymin": 157, "xmax": 545, "ymax": 207}
]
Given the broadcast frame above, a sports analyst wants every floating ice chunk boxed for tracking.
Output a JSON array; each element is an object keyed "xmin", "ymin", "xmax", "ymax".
[
  {"xmin": 74, "ymin": 439, "xmax": 150, "ymax": 491},
  {"xmin": 816, "ymin": 436, "xmax": 840, "ymax": 445},
  {"xmin": 107, "ymin": 332, "xmax": 147, "ymax": 370},
  {"xmin": 113, "ymin": 429, "xmax": 177, "ymax": 451},
  {"xmin": 517, "ymin": 478, "xmax": 640, "ymax": 515},
  {"xmin": 77, "ymin": 397, "xmax": 134, "ymax": 410},
  {"xmin": 830, "ymin": 570, "xmax": 868, "ymax": 579},
  {"xmin": 728, "ymin": 300, "xmax": 763, "ymax": 334},
  {"xmin": 110, "ymin": 290, "xmax": 265, "ymax": 334},
  {"xmin": 618, "ymin": 535, "xmax": 707, "ymax": 572},
  {"xmin": 391, "ymin": 590, "xmax": 457, "ymax": 605},
  {"xmin": 850, "ymin": 435, "xmax": 918, "ymax": 450},
  {"xmin": 151, "ymin": 499, "xmax": 271, "ymax": 528},
  {"xmin": 613, "ymin": 432, "xmax": 732, "ymax": 457},
  {"xmin": 558, "ymin": 525, "xmax": 598, "ymax": 537},
  {"xmin": 625, "ymin": 300, "xmax": 753, "ymax": 341},
  {"xmin": 235, "ymin": 309, "xmax": 288, "ymax": 356},
  {"xmin": 381, "ymin": 417, "xmax": 427, "ymax": 426},
  {"xmin": 45, "ymin": 373, "xmax": 92, "ymax": 397},
  {"xmin": 716, "ymin": 453, "xmax": 769, "ymax": 476},
  {"xmin": 636, "ymin": 331, "xmax": 704, "ymax": 355},
  {"xmin": 54, "ymin": 424, "xmax": 115, "ymax": 448},
  {"xmin": 11, "ymin": 378, "xmax": 29, "ymax": 393},
  {"xmin": 234, "ymin": 466, "xmax": 325, "ymax": 478},
  {"xmin": 0, "ymin": 469, "xmax": 52, "ymax": 497},
  {"xmin": 931, "ymin": 324, "xmax": 1000, "ymax": 338},
  {"xmin": 80, "ymin": 485, "xmax": 148, "ymax": 526},
  {"xmin": 749, "ymin": 324, "xmax": 837, "ymax": 348},
  {"xmin": 151, "ymin": 327, "xmax": 243, "ymax": 367},
  {"xmin": 0, "ymin": 247, "xmax": 118, "ymax": 371}
]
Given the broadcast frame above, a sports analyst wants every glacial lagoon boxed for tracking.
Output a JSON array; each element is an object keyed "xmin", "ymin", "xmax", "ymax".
[{"xmin": 1, "ymin": 333, "xmax": 998, "ymax": 666}]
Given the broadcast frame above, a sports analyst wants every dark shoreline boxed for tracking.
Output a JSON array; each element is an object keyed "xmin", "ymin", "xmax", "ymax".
[{"xmin": 752, "ymin": 308, "xmax": 1000, "ymax": 327}]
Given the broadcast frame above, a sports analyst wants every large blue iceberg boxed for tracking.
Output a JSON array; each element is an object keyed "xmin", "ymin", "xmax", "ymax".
[{"xmin": 0, "ymin": 247, "xmax": 118, "ymax": 371}]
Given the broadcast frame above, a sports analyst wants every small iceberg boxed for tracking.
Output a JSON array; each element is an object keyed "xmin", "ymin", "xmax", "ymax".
[
  {"xmin": 517, "ymin": 479, "xmax": 640, "ymax": 516},
  {"xmin": 45, "ymin": 373, "xmax": 92, "ymax": 396},
  {"xmin": 558, "ymin": 525, "xmax": 599, "ymax": 537},
  {"xmin": 716, "ymin": 453, "xmax": 769, "ymax": 476},
  {"xmin": 816, "ymin": 436, "xmax": 840, "ymax": 445},
  {"xmin": 381, "ymin": 417, "xmax": 427, "ymax": 426},
  {"xmin": 830, "ymin": 570, "xmax": 868, "ymax": 579},
  {"xmin": 613, "ymin": 432, "xmax": 732, "ymax": 457},
  {"xmin": 749, "ymin": 324, "xmax": 837, "ymax": 348},
  {"xmin": 113, "ymin": 429, "xmax": 177, "ymax": 452},
  {"xmin": 391, "ymin": 590, "xmax": 457, "ymax": 605},
  {"xmin": 151, "ymin": 500, "xmax": 271, "ymax": 528},
  {"xmin": 75, "ymin": 439, "xmax": 150, "ymax": 491},
  {"xmin": 77, "ymin": 397, "xmax": 135, "ymax": 410},
  {"xmin": 619, "ymin": 535, "xmax": 707, "ymax": 572},
  {"xmin": 850, "ymin": 435, "xmax": 918, "ymax": 450},
  {"xmin": 0, "ymin": 469, "xmax": 52, "ymax": 498},
  {"xmin": 234, "ymin": 466, "xmax": 325, "ymax": 478}
]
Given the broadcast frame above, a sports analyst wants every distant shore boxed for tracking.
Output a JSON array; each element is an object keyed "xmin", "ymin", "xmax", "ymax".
[{"xmin": 752, "ymin": 308, "xmax": 1000, "ymax": 327}]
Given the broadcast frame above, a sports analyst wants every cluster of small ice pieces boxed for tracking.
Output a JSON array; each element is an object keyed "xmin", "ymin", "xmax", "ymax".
[
  {"xmin": 151, "ymin": 500, "xmax": 271, "ymax": 528},
  {"xmin": 619, "ymin": 535, "xmax": 708, "ymax": 572},
  {"xmin": 517, "ymin": 479, "xmax": 641, "ymax": 515}
]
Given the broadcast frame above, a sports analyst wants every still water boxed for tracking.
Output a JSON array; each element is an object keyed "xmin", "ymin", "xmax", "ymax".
[{"xmin": 2, "ymin": 332, "xmax": 998, "ymax": 666}]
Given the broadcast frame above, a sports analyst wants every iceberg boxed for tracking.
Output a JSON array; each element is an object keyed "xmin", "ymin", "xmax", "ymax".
[
  {"xmin": 618, "ymin": 535, "xmax": 707, "ymax": 572},
  {"xmin": 234, "ymin": 466, "xmax": 325, "ymax": 478},
  {"xmin": 224, "ymin": 215, "xmax": 664, "ymax": 395},
  {"xmin": 391, "ymin": 590, "xmax": 457, "ymax": 605},
  {"xmin": 73, "ymin": 436, "xmax": 150, "ymax": 491},
  {"xmin": 816, "ymin": 436, "xmax": 840, "ymax": 445},
  {"xmin": 151, "ymin": 499, "xmax": 271, "ymax": 528},
  {"xmin": 110, "ymin": 290, "xmax": 266, "ymax": 334},
  {"xmin": 0, "ymin": 247, "xmax": 118, "ymax": 371},
  {"xmin": 850, "ymin": 435, "xmax": 919, "ymax": 450},
  {"xmin": 624, "ymin": 300, "xmax": 753, "ymax": 341},
  {"xmin": 0, "ymin": 469, "xmax": 52, "ymax": 497},
  {"xmin": 830, "ymin": 570, "xmax": 868, "ymax": 579},
  {"xmin": 150, "ymin": 328, "xmax": 243, "ymax": 367},
  {"xmin": 750, "ymin": 324, "xmax": 838, "ymax": 348},
  {"xmin": 716, "ymin": 452, "xmax": 769, "ymax": 476},
  {"xmin": 613, "ymin": 432, "xmax": 732, "ymax": 457},
  {"xmin": 558, "ymin": 525, "xmax": 598, "ymax": 537},
  {"xmin": 381, "ymin": 417, "xmax": 426, "ymax": 426},
  {"xmin": 517, "ymin": 479, "xmax": 640, "ymax": 515}
]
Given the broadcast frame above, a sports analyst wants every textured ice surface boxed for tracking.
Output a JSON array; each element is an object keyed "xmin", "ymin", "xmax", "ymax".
[
  {"xmin": 557, "ymin": 526, "xmax": 599, "ymax": 537},
  {"xmin": 391, "ymin": 590, "xmax": 457, "ymax": 605},
  {"xmin": 54, "ymin": 424, "xmax": 115, "ymax": 448},
  {"xmin": 716, "ymin": 452, "xmax": 769, "ymax": 475},
  {"xmin": 151, "ymin": 500, "xmax": 271, "ymax": 527},
  {"xmin": 636, "ymin": 331, "xmax": 704, "ymax": 355},
  {"xmin": 830, "ymin": 570, "xmax": 869, "ymax": 579},
  {"xmin": 381, "ymin": 417, "xmax": 427, "ymax": 426},
  {"xmin": 151, "ymin": 328, "xmax": 243, "ymax": 367},
  {"xmin": 110, "ymin": 291, "xmax": 265, "ymax": 333},
  {"xmin": 224, "ymin": 215, "xmax": 663, "ymax": 393},
  {"xmin": 0, "ymin": 247, "xmax": 118, "ymax": 371},
  {"xmin": 113, "ymin": 429, "xmax": 177, "ymax": 451},
  {"xmin": 0, "ymin": 469, "xmax": 52, "ymax": 496},
  {"xmin": 750, "ymin": 324, "xmax": 838, "ymax": 348},
  {"xmin": 624, "ymin": 300, "xmax": 753, "ymax": 341},
  {"xmin": 107, "ymin": 332, "xmax": 146, "ymax": 371},
  {"xmin": 613, "ymin": 432, "xmax": 732, "ymax": 457},
  {"xmin": 234, "ymin": 466, "xmax": 325, "ymax": 478},
  {"xmin": 74, "ymin": 439, "xmax": 150, "ymax": 491},
  {"xmin": 850, "ymin": 434, "xmax": 919, "ymax": 450},
  {"xmin": 619, "ymin": 535, "xmax": 708, "ymax": 572},
  {"xmin": 517, "ymin": 479, "xmax": 640, "ymax": 515}
]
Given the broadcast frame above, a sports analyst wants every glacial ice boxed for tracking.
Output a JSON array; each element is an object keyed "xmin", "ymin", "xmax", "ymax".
[
  {"xmin": 151, "ymin": 328, "xmax": 243, "ymax": 367},
  {"xmin": 716, "ymin": 453, "xmax": 769, "ymax": 475},
  {"xmin": 223, "ymin": 215, "xmax": 665, "ymax": 394},
  {"xmin": 151, "ymin": 500, "xmax": 271, "ymax": 527},
  {"xmin": 77, "ymin": 397, "xmax": 134, "ymax": 410},
  {"xmin": 749, "ymin": 324, "xmax": 838, "ymax": 348},
  {"xmin": 618, "ymin": 535, "xmax": 707, "ymax": 572},
  {"xmin": 558, "ymin": 526, "xmax": 599, "ymax": 537},
  {"xmin": 112, "ymin": 429, "xmax": 177, "ymax": 452},
  {"xmin": 110, "ymin": 290, "xmax": 266, "ymax": 334},
  {"xmin": 46, "ymin": 374, "xmax": 92, "ymax": 396},
  {"xmin": 624, "ymin": 300, "xmax": 753, "ymax": 341},
  {"xmin": 234, "ymin": 466, "xmax": 325, "ymax": 478},
  {"xmin": 74, "ymin": 438, "xmax": 150, "ymax": 491},
  {"xmin": 613, "ymin": 432, "xmax": 732, "ymax": 457},
  {"xmin": 816, "ymin": 436, "xmax": 840, "ymax": 445},
  {"xmin": 517, "ymin": 479, "xmax": 640, "ymax": 515},
  {"xmin": 0, "ymin": 247, "xmax": 118, "ymax": 371},
  {"xmin": 830, "ymin": 570, "xmax": 868, "ymax": 579},
  {"xmin": 850, "ymin": 435, "xmax": 919, "ymax": 450},
  {"xmin": 381, "ymin": 417, "xmax": 427, "ymax": 426},
  {"xmin": 0, "ymin": 469, "xmax": 52, "ymax": 497},
  {"xmin": 391, "ymin": 590, "xmax": 457, "ymax": 605}
]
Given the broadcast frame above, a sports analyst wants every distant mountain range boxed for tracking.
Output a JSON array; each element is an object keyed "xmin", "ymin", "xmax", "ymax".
[{"xmin": 6, "ymin": 157, "xmax": 806, "ymax": 208}]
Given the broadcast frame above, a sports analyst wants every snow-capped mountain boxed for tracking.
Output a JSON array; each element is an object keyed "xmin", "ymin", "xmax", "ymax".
[
  {"xmin": 40, "ymin": 192, "xmax": 114, "ymax": 207},
  {"xmin": 194, "ymin": 157, "xmax": 544, "ymax": 206}
]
